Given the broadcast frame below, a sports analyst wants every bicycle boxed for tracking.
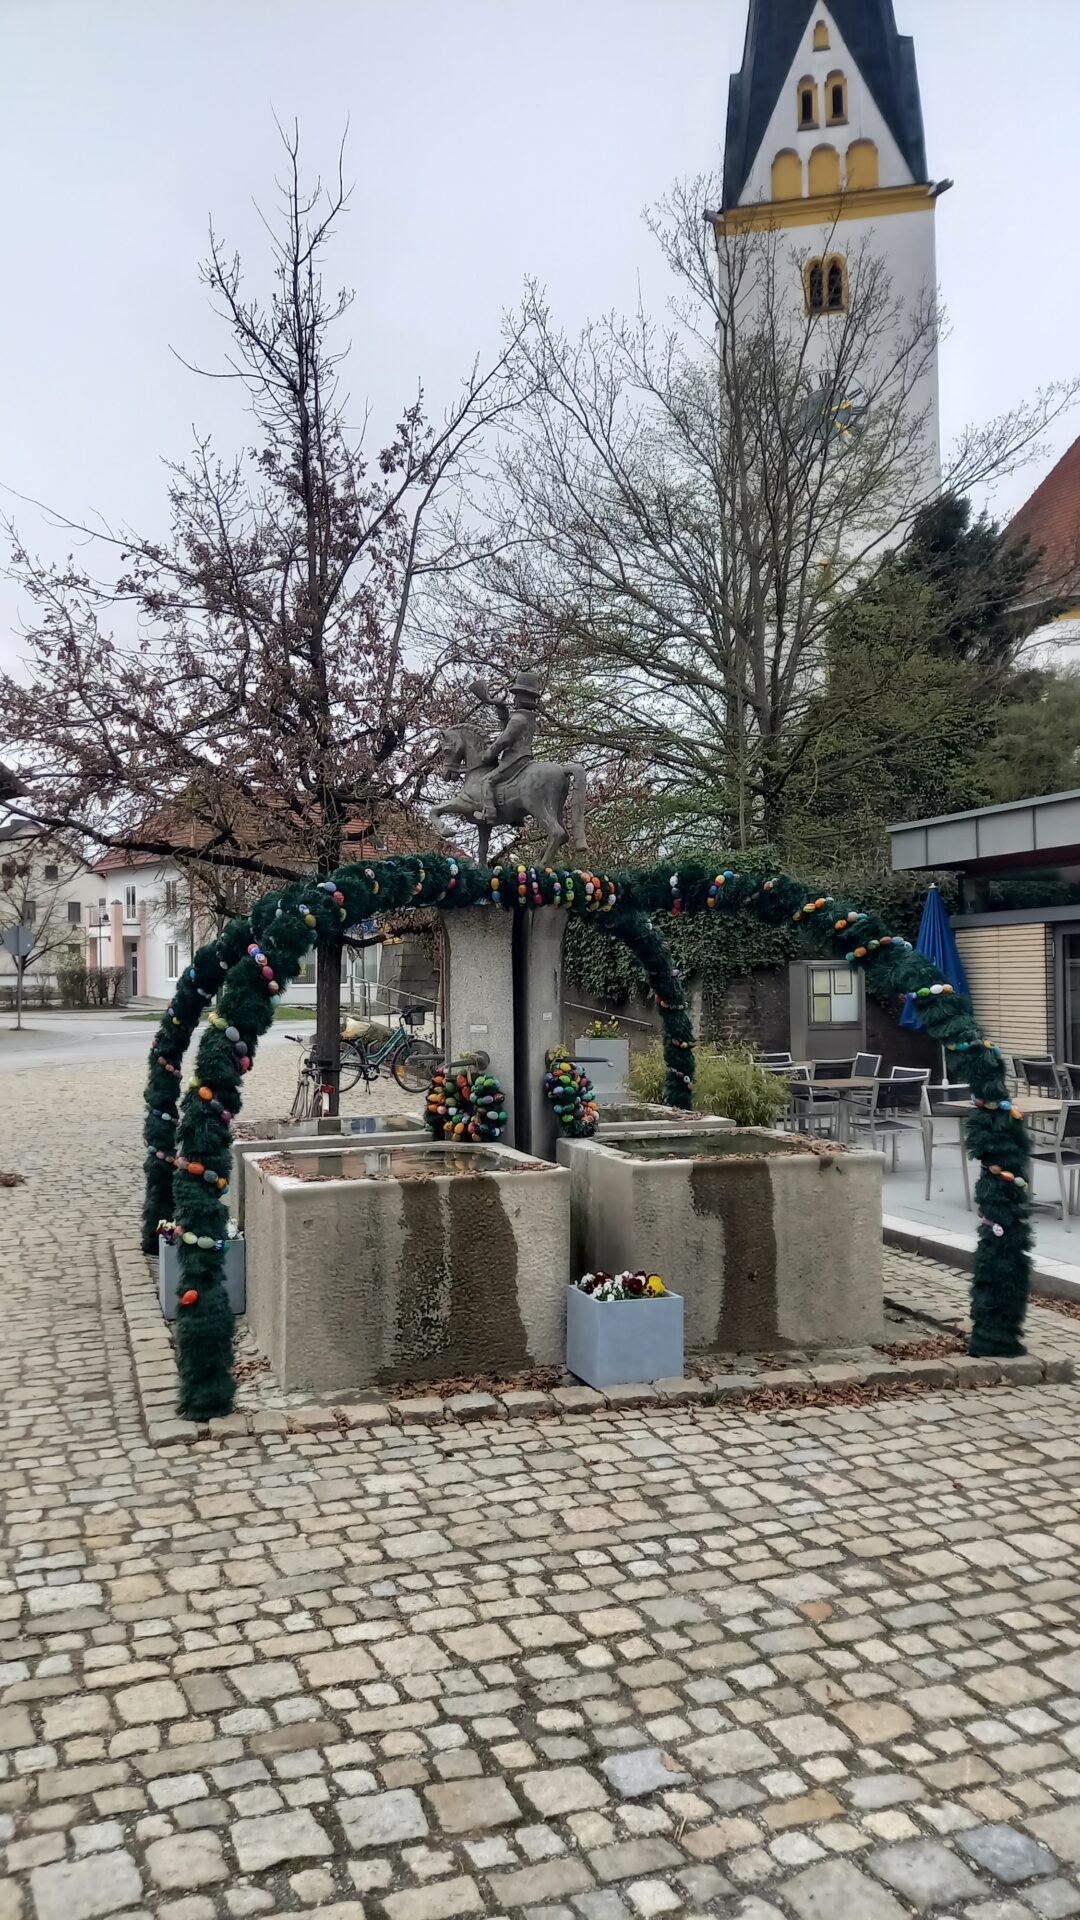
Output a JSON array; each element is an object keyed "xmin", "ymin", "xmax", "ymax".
[{"xmin": 287, "ymin": 1008, "xmax": 441, "ymax": 1119}]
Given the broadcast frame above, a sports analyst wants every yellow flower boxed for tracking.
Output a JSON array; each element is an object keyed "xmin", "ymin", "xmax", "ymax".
[{"xmin": 645, "ymin": 1275, "xmax": 666, "ymax": 1295}]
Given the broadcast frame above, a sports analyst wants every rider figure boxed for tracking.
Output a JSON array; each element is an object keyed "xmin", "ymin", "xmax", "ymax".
[{"xmin": 470, "ymin": 671, "xmax": 540, "ymax": 825}]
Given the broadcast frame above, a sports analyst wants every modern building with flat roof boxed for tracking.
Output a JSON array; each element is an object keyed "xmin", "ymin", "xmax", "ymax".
[{"xmin": 890, "ymin": 789, "xmax": 1080, "ymax": 1060}]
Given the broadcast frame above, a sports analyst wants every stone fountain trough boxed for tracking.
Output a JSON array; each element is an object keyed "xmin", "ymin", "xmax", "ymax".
[
  {"xmin": 557, "ymin": 1128, "xmax": 883, "ymax": 1354},
  {"xmin": 244, "ymin": 1140, "xmax": 569, "ymax": 1392},
  {"xmin": 230, "ymin": 1110, "xmax": 425, "ymax": 1227},
  {"xmin": 594, "ymin": 1102, "xmax": 733, "ymax": 1139}
]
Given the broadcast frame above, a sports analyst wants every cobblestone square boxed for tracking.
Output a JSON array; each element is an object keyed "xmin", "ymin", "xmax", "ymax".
[{"xmin": 2, "ymin": 1042, "xmax": 1080, "ymax": 1919}]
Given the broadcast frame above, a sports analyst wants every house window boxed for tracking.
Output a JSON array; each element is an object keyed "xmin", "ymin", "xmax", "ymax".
[
  {"xmin": 2, "ymin": 861, "xmax": 15, "ymax": 883},
  {"xmin": 44, "ymin": 863, "xmax": 59, "ymax": 881},
  {"xmin": 24, "ymin": 899, "xmax": 36, "ymax": 924},
  {"xmin": 164, "ymin": 879, "xmax": 179, "ymax": 914},
  {"xmin": 166, "ymin": 942, "xmax": 179, "ymax": 979},
  {"xmin": 809, "ymin": 964, "xmax": 859, "ymax": 1026},
  {"xmin": 374, "ymin": 831, "xmax": 389, "ymax": 852},
  {"xmin": 797, "ymin": 78, "xmax": 819, "ymax": 128},
  {"xmin": 125, "ymin": 884, "xmax": 137, "ymax": 918},
  {"xmin": 67, "ymin": 900, "xmax": 81, "ymax": 925},
  {"xmin": 827, "ymin": 72, "xmax": 848, "ymax": 124},
  {"xmin": 807, "ymin": 259, "xmax": 825, "ymax": 311}
]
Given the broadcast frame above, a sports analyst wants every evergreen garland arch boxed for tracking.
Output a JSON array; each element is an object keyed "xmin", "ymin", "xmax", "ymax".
[{"xmin": 141, "ymin": 854, "xmax": 1032, "ymax": 1420}]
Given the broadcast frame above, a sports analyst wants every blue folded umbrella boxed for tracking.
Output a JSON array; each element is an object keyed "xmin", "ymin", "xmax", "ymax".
[{"xmin": 900, "ymin": 884, "xmax": 970, "ymax": 1028}]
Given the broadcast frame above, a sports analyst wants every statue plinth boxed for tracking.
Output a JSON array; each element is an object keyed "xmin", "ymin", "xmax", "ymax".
[{"xmin": 439, "ymin": 905, "xmax": 568, "ymax": 1158}]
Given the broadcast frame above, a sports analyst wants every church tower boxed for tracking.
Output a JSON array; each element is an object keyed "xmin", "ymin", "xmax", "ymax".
[{"xmin": 716, "ymin": 0, "xmax": 942, "ymax": 483}]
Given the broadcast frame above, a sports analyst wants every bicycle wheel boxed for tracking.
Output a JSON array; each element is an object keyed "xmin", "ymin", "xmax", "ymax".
[
  {"xmin": 290, "ymin": 1053, "xmax": 319, "ymax": 1120},
  {"xmin": 392, "ymin": 1039, "xmax": 441, "ymax": 1093},
  {"xmin": 338, "ymin": 1040, "xmax": 367, "ymax": 1093}
]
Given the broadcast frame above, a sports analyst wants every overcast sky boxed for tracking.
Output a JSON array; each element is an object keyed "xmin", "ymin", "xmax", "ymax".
[{"xmin": 2, "ymin": 0, "xmax": 1078, "ymax": 665}]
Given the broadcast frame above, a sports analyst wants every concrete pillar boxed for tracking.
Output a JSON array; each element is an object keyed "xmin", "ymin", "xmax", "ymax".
[
  {"xmin": 518, "ymin": 909, "xmax": 569, "ymax": 1161},
  {"xmin": 440, "ymin": 908, "xmax": 518, "ymax": 1144},
  {"xmin": 438, "ymin": 904, "xmax": 568, "ymax": 1157}
]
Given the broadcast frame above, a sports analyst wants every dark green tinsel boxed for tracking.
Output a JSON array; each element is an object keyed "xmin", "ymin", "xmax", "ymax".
[{"xmin": 142, "ymin": 855, "xmax": 1031, "ymax": 1420}]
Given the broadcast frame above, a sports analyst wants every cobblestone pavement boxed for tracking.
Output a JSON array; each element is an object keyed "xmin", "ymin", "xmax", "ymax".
[{"xmin": 2, "ymin": 1048, "xmax": 1080, "ymax": 1920}]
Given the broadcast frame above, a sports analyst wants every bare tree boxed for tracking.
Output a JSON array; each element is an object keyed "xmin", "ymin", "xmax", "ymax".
[
  {"xmin": 0, "ymin": 128, "xmax": 523, "ymax": 1100},
  {"xmin": 0, "ymin": 829, "xmax": 86, "ymax": 1026},
  {"xmin": 480, "ymin": 178, "xmax": 1078, "ymax": 849}
]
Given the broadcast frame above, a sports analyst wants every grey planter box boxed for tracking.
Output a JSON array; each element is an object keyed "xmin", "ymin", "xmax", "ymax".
[
  {"xmin": 231, "ymin": 1111, "xmax": 425, "ymax": 1226},
  {"xmin": 566, "ymin": 1284, "xmax": 684, "ymax": 1388},
  {"xmin": 158, "ymin": 1233, "xmax": 246, "ymax": 1321},
  {"xmin": 573, "ymin": 1037, "xmax": 630, "ymax": 1102}
]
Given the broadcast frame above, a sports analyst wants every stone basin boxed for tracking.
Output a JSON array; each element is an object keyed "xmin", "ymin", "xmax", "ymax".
[
  {"xmin": 230, "ymin": 1110, "xmax": 426, "ymax": 1225},
  {"xmin": 595, "ymin": 1102, "xmax": 734, "ymax": 1138},
  {"xmin": 244, "ymin": 1140, "xmax": 570, "ymax": 1392},
  {"xmin": 557, "ymin": 1127, "xmax": 883, "ymax": 1354}
]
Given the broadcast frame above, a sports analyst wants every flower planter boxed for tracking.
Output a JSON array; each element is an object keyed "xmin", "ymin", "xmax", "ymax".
[
  {"xmin": 566, "ymin": 1284, "xmax": 684, "ymax": 1388},
  {"xmin": 244, "ymin": 1140, "xmax": 569, "ymax": 1392},
  {"xmin": 573, "ymin": 1036, "xmax": 630, "ymax": 1102},
  {"xmin": 231, "ymin": 1111, "xmax": 425, "ymax": 1226},
  {"xmin": 558, "ymin": 1128, "xmax": 883, "ymax": 1354},
  {"xmin": 158, "ymin": 1232, "xmax": 246, "ymax": 1321}
]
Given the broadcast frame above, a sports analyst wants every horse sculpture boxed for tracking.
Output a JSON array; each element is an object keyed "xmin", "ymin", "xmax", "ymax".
[{"xmin": 429, "ymin": 721, "xmax": 588, "ymax": 869}]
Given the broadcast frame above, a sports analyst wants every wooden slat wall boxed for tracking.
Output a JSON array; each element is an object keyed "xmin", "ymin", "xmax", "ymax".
[{"xmin": 953, "ymin": 924, "xmax": 1049, "ymax": 1056}]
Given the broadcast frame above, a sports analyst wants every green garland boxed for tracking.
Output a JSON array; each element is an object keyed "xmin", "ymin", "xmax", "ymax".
[{"xmin": 141, "ymin": 854, "xmax": 1032, "ymax": 1419}]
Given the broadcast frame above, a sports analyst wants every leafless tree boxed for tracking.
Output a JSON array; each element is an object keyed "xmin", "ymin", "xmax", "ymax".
[
  {"xmin": 0, "ymin": 127, "xmax": 524, "ymax": 1099},
  {"xmin": 0, "ymin": 830, "xmax": 86, "ymax": 1025},
  {"xmin": 480, "ymin": 177, "xmax": 1078, "ymax": 849}
]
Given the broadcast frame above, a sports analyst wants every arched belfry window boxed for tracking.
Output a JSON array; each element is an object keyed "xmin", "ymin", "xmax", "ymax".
[
  {"xmin": 805, "ymin": 255, "xmax": 848, "ymax": 315},
  {"xmin": 808, "ymin": 144, "xmax": 841, "ymax": 196},
  {"xmin": 846, "ymin": 138, "xmax": 879, "ymax": 191},
  {"xmin": 772, "ymin": 149, "xmax": 803, "ymax": 200},
  {"xmin": 797, "ymin": 76, "xmax": 819, "ymax": 128},
  {"xmin": 813, "ymin": 20, "xmax": 830, "ymax": 49},
  {"xmin": 826, "ymin": 71, "xmax": 848, "ymax": 124}
]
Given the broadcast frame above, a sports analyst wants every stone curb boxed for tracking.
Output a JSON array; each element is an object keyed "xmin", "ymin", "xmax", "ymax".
[{"xmin": 114, "ymin": 1245, "xmax": 1076, "ymax": 1451}]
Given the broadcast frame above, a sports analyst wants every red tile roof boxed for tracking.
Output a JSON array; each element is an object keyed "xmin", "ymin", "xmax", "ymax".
[{"xmin": 1008, "ymin": 432, "xmax": 1080, "ymax": 606}]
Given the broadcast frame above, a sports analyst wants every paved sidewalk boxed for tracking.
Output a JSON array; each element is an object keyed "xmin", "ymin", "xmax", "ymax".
[{"xmin": 2, "ymin": 1051, "xmax": 1080, "ymax": 1920}]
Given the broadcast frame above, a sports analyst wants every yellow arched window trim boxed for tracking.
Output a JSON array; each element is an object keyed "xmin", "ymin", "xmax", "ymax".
[
  {"xmin": 826, "ymin": 71, "xmax": 848, "ymax": 125},
  {"xmin": 813, "ymin": 20, "xmax": 830, "ymax": 49},
  {"xmin": 804, "ymin": 253, "xmax": 849, "ymax": 316},
  {"xmin": 797, "ymin": 75, "xmax": 819, "ymax": 128}
]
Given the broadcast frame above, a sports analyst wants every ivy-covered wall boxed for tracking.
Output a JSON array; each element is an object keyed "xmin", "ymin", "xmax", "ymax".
[{"xmin": 565, "ymin": 861, "xmax": 956, "ymax": 1056}]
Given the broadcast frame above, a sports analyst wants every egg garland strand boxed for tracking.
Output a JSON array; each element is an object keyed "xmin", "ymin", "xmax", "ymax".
[
  {"xmin": 543, "ymin": 1049, "xmax": 599, "ymax": 1138},
  {"xmin": 424, "ymin": 1057, "xmax": 508, "ymax": 1144}
]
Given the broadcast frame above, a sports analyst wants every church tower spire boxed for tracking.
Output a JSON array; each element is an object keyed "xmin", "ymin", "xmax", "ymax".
[{"xmin": 716, "ymin": 1, "xmax": 942, "ymax": 484}]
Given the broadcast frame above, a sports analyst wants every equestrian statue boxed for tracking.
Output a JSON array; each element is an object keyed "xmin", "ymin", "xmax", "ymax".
[{"xmin": 430, "ymin": 670, "xmax": 588, "ymax": 868}]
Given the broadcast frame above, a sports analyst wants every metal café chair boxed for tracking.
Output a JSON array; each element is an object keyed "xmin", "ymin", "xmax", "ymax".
[
  {"xmin": 838, "ymin": 1054, "xmax": 882, "ymax": 1141},
  {"xmin": 1028, "ymin": 1100, "xmax": 1080, "ymax": 1225},
  {"xmin": 761, "ymin": 1051, "xmax": 794, "ymax": 1067},
  {"xmin": 1059, "ymin": 1063, "xmax": 1080, "ymax": 1100},
  {"xmin": 855, "ymin": 1075, "xmax": 925, "ymax": 1168},
  {"xmin": 890, "ymin": 1066, "xmax": 931, "ymax": 1082},
  {"xmin": 921, "ymin": 1082, "xmax": 972, "ymax": 1210},
  {"xmin": 812, "ymin": 1058, "xmax": 856, "ymax": 1080},
  {"xmin": 1015, "ymin": 1054, "xmax": 1060, "ymax": 1097},
  {"xmin": 788, "ymin": 1065, "xmax": 838, "ymax": 1139}
]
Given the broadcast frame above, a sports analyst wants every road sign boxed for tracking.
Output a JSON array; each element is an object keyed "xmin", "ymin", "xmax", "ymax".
[{"xmin": 0, "ymin": 924, "xmax": 33, "ymax": 959}]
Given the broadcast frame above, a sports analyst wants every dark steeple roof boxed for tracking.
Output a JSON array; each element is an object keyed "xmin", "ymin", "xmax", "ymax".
[{"xmin": 723, "ymin": 0, "xmax": 928, "ymax": 208}]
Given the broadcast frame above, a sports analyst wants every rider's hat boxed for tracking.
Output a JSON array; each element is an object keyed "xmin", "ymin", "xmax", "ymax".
[{"xmin": 511, "ymin": 669, "xmax": 541, "ymax": 704}]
